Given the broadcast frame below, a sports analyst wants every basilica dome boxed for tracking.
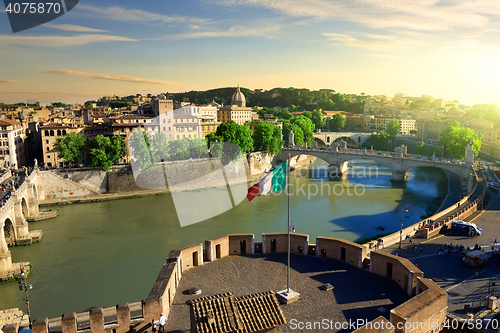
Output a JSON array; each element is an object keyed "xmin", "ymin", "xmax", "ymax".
[{"xmin": 231, "ymin": 86, "xmax": 246, "ymax": 107}]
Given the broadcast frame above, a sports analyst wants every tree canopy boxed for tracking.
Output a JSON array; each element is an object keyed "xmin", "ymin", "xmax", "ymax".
[
  {"xmin": 88, "ymin": 135, "xmax": 126, "ymax": 171},
  {"xmin": 253, "ymin": 122, "xmax": 284, "ymax": 155},
  {"xmin": 386, "ymin": 119, "xmax": 400, "ymax": 139},
  {"xmin": 439, "ymin": 121, "xmax": 482, "ymax": 159},
  {"xmin": 54, "ymin": 132, "xmax": 86, "ymax": 165},
  {"xmin": 329, "ymin": 114, "xmax": 346, "ymax": 131},
  {"xmin": 213, "ymin": 120, "xmax": 253, "ymax": 154}
]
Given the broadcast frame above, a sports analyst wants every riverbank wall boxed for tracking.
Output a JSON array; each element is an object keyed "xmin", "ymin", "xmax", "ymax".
[
  {"xmin": 2, "ymin": 232, "xmax": 447, "ymax": 333},
  {"xmin": 364, "ymin": 170, "xmax": 486, "ymax": 252},
  {"xmin": 37, "ymin": 153, "xmax": 314, "ymax": 205}
]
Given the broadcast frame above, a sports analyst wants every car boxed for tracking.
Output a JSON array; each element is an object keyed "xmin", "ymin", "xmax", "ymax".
[
  {"xmin": 495, "ymin": 182, "xmax": 499, "ymax": 187},
  {"xmin": 492, "ymin": 187, "xmax": 499, "ymax": 193},
  {"xmin": 320, "ymin": 147, "xmax": 327, "ymax": 150},
  {"xmin": 488, "ymin": 177, "xmax": 492, "ymax": 181}
]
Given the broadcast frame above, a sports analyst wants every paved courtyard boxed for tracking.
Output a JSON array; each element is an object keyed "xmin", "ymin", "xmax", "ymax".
[{"xmin": 165, "ymin": 254, "xmax": 410, "ymax": 333}]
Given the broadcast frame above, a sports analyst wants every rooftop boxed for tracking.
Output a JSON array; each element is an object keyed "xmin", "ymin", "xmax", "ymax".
[{"xmin": 166, "ymin": 254, "xmax": 410, "ymax": 332}]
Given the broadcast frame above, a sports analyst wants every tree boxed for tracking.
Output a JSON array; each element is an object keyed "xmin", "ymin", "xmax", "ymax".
[
  {"xmin": 291, "ymin": 124, "xmax": 304, "ymax": 146},
  {"xmin": 386, "ymin": 120, "xmax": 400, "ymax": 139},
  {"xmin": 189, "ymin": 137, "xmax": 208, "ymax": 159},
  {"xmin": 329, "ymin": 114, "xmax": 345, "ymax": 132},
  {"xmin": 311, "ymin": 110, "xmax": 326, "ymax": 130},
  {"xmin": 150, "ymin": 133, "xmax": 170, "ymax": 162},
  {"xmin": 253, "ymin": 122, "xmax": 284, "ymax": 155},
  {"xmin": 369, "ymin": 131, "xmax": 390, "ymax": 150},
  {"xmin": 109, "ymin": 101, "xmax": 129, "ymax": 109},
  {"xmin": 129, "ymin": 130, "xmax": 155, "ymax": 171},
  {"xmin": 88, "ymin": 135, "xmax": 126, "ymax": 171},
  {"xmin": 439, "ymin": 121, "xmax": 482, "ymax": 159},
  {"xmin": 292, "ymin": 115, "xmax": 315, "ymax": 145},
  {"xmin": 169, "ymin": 139, "xmax": 190, "ymax": 160},
  {"xmin": 302, "ymin": 111, "xmax": 312, "ymax": 119},
  {"xmin": 215, "ymin": 121, "xmax": 253, "ymax": 154},
  {"xmin": 54, "ymin": 132, "xmax": 86, "ymax": 165},
  {"xmin": 416, "ymin": 141, "xmax": 426, "ymax": 155}
]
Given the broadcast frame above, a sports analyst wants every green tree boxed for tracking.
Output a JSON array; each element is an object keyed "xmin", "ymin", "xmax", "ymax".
[
  {"xmin": 109, "ymin": 101, "xmax": 130, "ymax": 109},
  {"xmin": 311, "ymin": 110, "xmax": 326, "ymax": 130},
  {"xmin": 129, "ymin": 130, "xmax": 155, "ymax": 171},
  {"xmin": 329, "ymin": 114, "xmax": 345, "ymax": 131},
  {"xmin": 169, "ymin": 139, "xmax": 190, "ymax": 160},
  {"xmin": 439, "ymin": 121, "xmax": 482, "ymax": 159},
  {"xmin": 215, "ymin": 120, "xmax": 253, "ymax": 153},
  {"xmin": 150, "ymin": 133, "xmax": 170, "ymax": 162},
  {"xmin": 189, "ymin": 137, "xmax": 208, "ymax": 159},
  {"xmin": 291, "ymin": 124, "xmax": 304, "ymax": 146},
  {"xmin": 416, "ymin": 141, "xmax": 426, "ymax": 155},
  {"xmin": 386, "ymin": 120, "xmax": 400, "ymax": 139},
  {"xmin": 54, "ymin": 132, "xmax": 86, "ymax": 165},
  {"xmin": 369, "ymin": 131, "xmax": 390, "ymax": 150},
  {"xmin": 253, "ymin": 122, "xmax": 284, "ymax": 155},
  {"xmin": 292, "ymin": 115, "xmax": 315, "ymax": 145},
  {"xmin": 88, "ymin": 135, "xmax": 126, "ymax": 171},
  {"xmin": 302, "ymin": 111, "xmax": 312, "ymax": 119}
]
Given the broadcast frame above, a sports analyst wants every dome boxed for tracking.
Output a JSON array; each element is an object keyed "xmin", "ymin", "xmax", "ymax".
[{"xmin": 231, "ymin": 86, "xmax": 246, "ymax": 107}]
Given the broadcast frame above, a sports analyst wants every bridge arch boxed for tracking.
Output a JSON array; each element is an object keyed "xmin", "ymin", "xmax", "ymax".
[
  {"xmin": 20, "ymin": 197, "xmax": 29, "ymax": 221},
  {"xmin": 3, "ymin": 218, "xmax": 15, "ymax": 246}
]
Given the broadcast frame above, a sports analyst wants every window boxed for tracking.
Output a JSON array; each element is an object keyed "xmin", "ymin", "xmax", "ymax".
[
  {"xmin": 46, "ymin": 147, "xmax": 49, "ymax": 152},
  {"xmin": 44, "ymin": 130, "xmax": 49, "ymax": 137},
  {"xmin": 50, "ymin": 130, "xmax": 54, "ymax": 136},
  {"xmin": 163, "ymin": 127, "xmax": 166, "ymax": 131},
  {"xmin": 57, "ymin": 130, "xmax": 61, "ymax": 136}
]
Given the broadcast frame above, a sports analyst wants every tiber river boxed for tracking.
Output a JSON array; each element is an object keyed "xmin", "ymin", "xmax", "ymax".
[{"xmin": 0, "ymin": 158, "xmax": 448, "ymax": 319}]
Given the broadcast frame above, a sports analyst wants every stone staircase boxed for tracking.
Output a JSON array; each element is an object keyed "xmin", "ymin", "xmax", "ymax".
[{"xmin": 49, "ymin": 172, "xmax": 101, "ymax": 195}]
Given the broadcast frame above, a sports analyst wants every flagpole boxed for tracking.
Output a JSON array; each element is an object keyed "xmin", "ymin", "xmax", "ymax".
[{"xmin": 287, "ymin": 153, "xmax": 291, "ymax": 294}]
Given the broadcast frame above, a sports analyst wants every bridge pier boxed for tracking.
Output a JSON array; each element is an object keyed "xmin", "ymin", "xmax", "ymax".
[
  {"xmin": 391, "ymin": 171, "xmax": 407, "ymax": 183},
  {"xmin": 0, "ymin": 221, "xmax": 13, "ymax": 277},
  {"xmin": 329, "ymin": 162, "xmax": 349, "ymax": 178}
]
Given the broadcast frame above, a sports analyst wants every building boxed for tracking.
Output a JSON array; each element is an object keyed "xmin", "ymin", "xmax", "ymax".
[
  {"xmin": 40, "ymin": 122, "xmax": 83, "ymax": 168},
  {"xmin": 416, "ymin": 120, "xmax": 448, "ymax": 141},
  {"xmin": 0, "ymin": 119, "xmax": 25, "ymax": 168},
  {"xmin": 217, "ymin": 87, "xmax": 253, "ymax": 125}
]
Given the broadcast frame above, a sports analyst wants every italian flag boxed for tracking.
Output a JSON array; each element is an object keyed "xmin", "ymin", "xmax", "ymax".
[{"xmin": 246, "ymin": 161, "xmax": 288, "ymax": 201}]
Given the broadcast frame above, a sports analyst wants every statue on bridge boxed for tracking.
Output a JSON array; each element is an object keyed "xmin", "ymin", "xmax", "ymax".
[
  {"xmin": 330, "ymin": 139, "xmax": 347, "ymax": 151},
  {"xmin": 288, "ymin": 130, "xmax": 295, "ymax": 148},
  {"xmin": 394, "ymin": 144, "xmax": 407, "ymax": 158}
]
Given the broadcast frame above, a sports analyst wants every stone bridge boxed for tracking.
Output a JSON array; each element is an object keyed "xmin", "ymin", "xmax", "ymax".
[
  {"xmin": 314, "ymin": 132, "xmax": 373, "ymax": 147},
  {"xmin": 0, "ymin": 170, "xmax": 40, "ymax": 279},
  {"xmin": 276, "ymin": 146, "xmax": 474, "ymax": 188}
]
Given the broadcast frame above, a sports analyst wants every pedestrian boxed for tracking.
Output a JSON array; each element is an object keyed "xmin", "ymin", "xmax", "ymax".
[
  {"xmin": 495, "ymin": 238, "xmax": 498, "ymax": 245},
  {"xmin": 420, "ymin": 247, "xmax": 423, "ymax": 256},
  {"xmin": 151, "ymin": 320, "xmax": 157, "ymax": 333},
  {"xmin": 404, "ymin": 248, "xmax": 408, "ymax": 257},
  {"xmin": 409, "ymin": 235, "xmax": 412, "ymax": 244},
  {"xmin": 415, "ymin": 262, "xmax": 419, "ymax": 268},
  {"xmin": 158, "ymin": 313, "xmax": 167, "ymax": 333}
]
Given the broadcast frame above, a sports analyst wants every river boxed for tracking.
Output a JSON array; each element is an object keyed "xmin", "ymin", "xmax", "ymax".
[{"xmin": 0, "ymin": 158, "xmax": 448, "ymax": 319}]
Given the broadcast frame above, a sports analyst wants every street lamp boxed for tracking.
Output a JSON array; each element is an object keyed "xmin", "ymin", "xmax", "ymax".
[
  {"xmin": 18, "ymin": 262, "xmax": 32, "ymax": 329},
  {"xmin": 399, "ymin": 204, "xmax": 409, "ymax": 249}
]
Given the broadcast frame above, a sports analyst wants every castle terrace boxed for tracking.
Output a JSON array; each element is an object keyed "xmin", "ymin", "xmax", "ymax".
[{"xmin": 166, "ymin": 254, "xmax": 411, "ymax": 332}]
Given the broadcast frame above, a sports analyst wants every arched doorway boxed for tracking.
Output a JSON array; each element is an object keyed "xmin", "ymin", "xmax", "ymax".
[{"xmin": 4, "ymin": 218, "xmax": 15, "ymax": 245}]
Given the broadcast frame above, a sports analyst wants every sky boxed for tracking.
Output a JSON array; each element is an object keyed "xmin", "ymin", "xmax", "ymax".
[{"xmin": 1, "ymin": 0, "xmax": 500, "ymax": 106}]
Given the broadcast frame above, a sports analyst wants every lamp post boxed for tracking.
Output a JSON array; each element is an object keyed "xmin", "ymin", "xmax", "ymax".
[
  {"xmin": 399, "ymin": 204, "xmax": 409, "ymax": 249},
  {"xmin": 18, "ymin": 261, "xmax": 32, "ymax": 329}
]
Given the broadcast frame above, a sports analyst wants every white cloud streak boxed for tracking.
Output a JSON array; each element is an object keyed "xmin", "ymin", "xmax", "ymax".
[
  {"xmin": 209, "ymin": 0, "xmax": 497, "ymax": 31},
  {"xmin": 0, "ymin": 34, "xmax": 137, "ymax": 47},
  {"xmin": 165, "ymin": 24, "xmax": 280, "ymax": 39},
  {"xmin": 44, "ymin": 24, "xmax": 108, "ymax": 32},
  {"xmin": 323, "ymin": 32, "xmax": 425, "ymax": 51},
  {"xmin": 40, "ymin": 70, "xmax": 178, "ymax": 85},
  {"xmin": 77, "ymin": 4, "xmax": 211, "ymax": 25}
]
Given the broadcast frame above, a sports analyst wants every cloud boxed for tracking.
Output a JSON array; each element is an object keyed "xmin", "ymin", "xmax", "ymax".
[
  {"xmin": 44, "ymin": 24, "xmax": 108, "ymax": 32},
  {"xmin": 209, "ymin": 0, "xmax": 496, "ymax": 31},
  {"xmin": 40, "ymin": 70, "xmax": 178, "ymax": 85},
  {"xmin": 165, "ymin": 24, "xmax": 280, "ymax": 39},
  {"xmin": 323, "ymin": 32, "xmax": 425, "ymax": 51},
  {"xmin": 0, "ymin": 80, "xmax": 36, "ymax": 84},
  {"xmin": 77, "ymin": 4, "xmax": 210, "ymax": 25},
  {"xmin": 0, "ymin": 34, "xmax": 137, "ymax": 47}
]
